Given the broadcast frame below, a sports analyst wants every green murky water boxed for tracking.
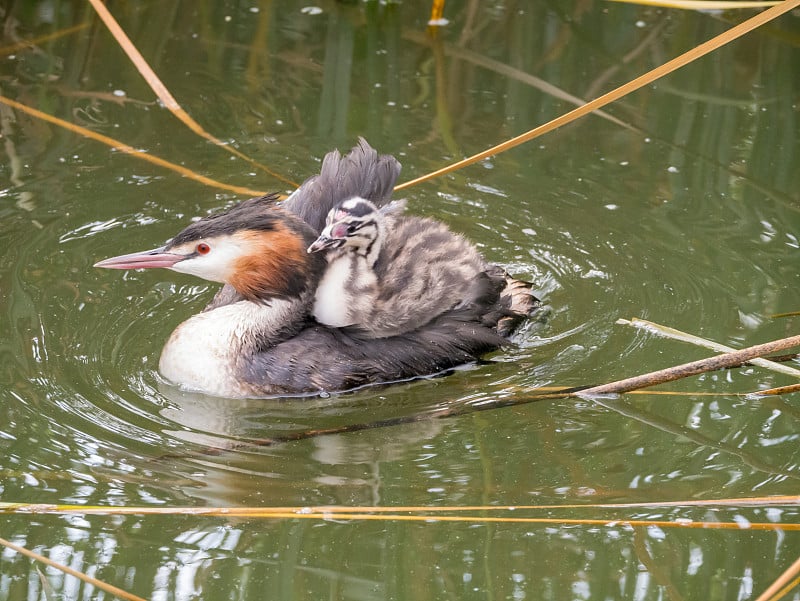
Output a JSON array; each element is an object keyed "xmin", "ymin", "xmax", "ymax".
[{"xmin": 1, "ymin": 1, "xmax": 799, "ymax": 599}]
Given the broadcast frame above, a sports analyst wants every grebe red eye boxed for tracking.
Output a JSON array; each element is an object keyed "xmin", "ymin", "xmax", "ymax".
[{"xmin": 196, "ymin": 243, "xmax": 211, "ymax": 255}]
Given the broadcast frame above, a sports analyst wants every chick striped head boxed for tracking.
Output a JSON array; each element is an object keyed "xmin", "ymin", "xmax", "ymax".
[{"xmin": 307, "ymin": 197, "xmax": 387, "ymax": 258}]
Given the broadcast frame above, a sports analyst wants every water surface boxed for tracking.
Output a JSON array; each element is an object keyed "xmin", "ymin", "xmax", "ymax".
[{"xmin": 0, "ymin": 1, "xmax": 799, "ymax": 600}]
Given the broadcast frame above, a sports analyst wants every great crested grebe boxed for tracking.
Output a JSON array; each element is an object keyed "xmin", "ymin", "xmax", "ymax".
[{"xmin": 95, "ymin": 139, "xmax": 539, "ymax": 397}]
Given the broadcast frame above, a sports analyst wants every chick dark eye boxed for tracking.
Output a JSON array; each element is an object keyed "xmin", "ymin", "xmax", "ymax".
[
  {"xmin": 346, "ymin": 224, "xmax": 358, "ymax": 235},
  {"xmin": 196, "ymin": 243, "xmax": 211, "ymax": 255}
]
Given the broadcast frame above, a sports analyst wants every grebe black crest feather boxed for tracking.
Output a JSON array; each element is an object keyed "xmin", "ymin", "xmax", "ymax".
[
  {"xmin": 167, "ymin": 195, "xmax": 283, "ymax": 247},
  {"xmin": 282, "ymin": 137, "xmax": 401, "ymax": 233}
]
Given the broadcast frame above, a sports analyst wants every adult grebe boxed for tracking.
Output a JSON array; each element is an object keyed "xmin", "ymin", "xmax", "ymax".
[{"xmin": 95, "ymin": 140, "xmax": 539, "ymax": 397}]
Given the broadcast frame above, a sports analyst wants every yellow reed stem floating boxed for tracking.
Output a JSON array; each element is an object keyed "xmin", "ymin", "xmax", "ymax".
[
  {"xmin": 428, "ymin": 0, "xmax": 447, "ymax": 25},
  {"xmin": 772, "ymin": 311, "xmax": 800, "ymax": 318},
  {"xmin": 765, "ymin": 575, "xmax": 800, "ymax": 601},
  {"xmin": 0, "ymin": 536, "xmax": 147, "ymax": 601},
  {"xmin": 0, "ymin": 22, "xmax": 90, "ymax": 56},
  {"xmin": 608, "ymin": 0, "xmax": 780, "ymax": 9},
  {"xmin": 396, "ymin": 0, "xmax": 800, "ymax": 191},
  {"xmin": 753, "ymin": 555, "xmax": 800, "ymax": 601},
  {"xmin": 227, "ymin": 512, "xmax": 800, "ymax": 530},
  {"xmin": 618, "ymin": 317, "xmax": 800, "ymax": 379},
  {"xmin": 1, "ymin": 494, "xmax": 798, "ymax": 517},
  {"xmin": 2, "ymin": 506, "xmax": 799, "ymax": 530},
  {"xmin": 87, "ymin": 0, "xmax": 297, "ymax": 188},
  {"xmin": 0, "ymin": 95, "xmax": 266, "ymax": 197},
  {"xmin": 750, "ymin": 383, "xmax": 800, "ymax": 396}
]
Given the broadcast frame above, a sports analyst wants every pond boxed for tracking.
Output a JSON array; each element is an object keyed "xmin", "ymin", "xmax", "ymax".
[{"xmin": 0, "ymin": 1, "xmax": 799, "ymax": 599}]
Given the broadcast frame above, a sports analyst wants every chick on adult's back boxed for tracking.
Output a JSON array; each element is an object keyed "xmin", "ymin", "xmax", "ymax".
[
  {"xmin": 307, "ymin": 196, "xmax": 405, "ymax": 332},
  {"xmin": 309, "ymin": 196, "xmax": 499, "ymax": 338}
]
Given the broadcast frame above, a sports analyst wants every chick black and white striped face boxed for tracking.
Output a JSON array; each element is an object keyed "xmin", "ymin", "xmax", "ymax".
[{"xmin": 307, "ymin": 197, "xmax": 380, "ymax": 256}]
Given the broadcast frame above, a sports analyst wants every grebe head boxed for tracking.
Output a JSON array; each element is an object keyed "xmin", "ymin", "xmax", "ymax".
[
  {"xmin": 307, "ymin": 197, "xmax": 406, "ymax": 257},
  {"xmin": 95, "ymin": 194, "xmax": 324, "ymax": 301}
]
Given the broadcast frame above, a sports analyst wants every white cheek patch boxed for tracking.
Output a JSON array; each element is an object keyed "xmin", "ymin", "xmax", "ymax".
[{"xmin": 169, "ymin": 236, "xmax": 245, "ymax": 283}]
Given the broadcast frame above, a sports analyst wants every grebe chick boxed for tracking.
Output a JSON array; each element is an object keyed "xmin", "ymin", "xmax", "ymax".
[
  {"xmin": 308, "ymin": 196, "xmax": 531, "ymax": 339},
  {"xmin": 307, "ymin": 197, "xmax": 406, "ymax": 330}
]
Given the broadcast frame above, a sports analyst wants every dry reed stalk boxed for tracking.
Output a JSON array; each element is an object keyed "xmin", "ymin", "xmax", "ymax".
[
  {"xmin": 0, "ymin": 505, "xmax": 797, "ymax": 531},
  {"xmin": 429, "ymin": 0, "xmax": 447, "ymax": 25},
  {"xmin": 395, "ymin": 0, "xmax": 800, "ymax": 191},
  {"xmin": 753, "ymin": 555, "xmax": 800, "ymax": 601},
  {"xmin": 0, "ymin": 95, "xmax": 267, "ymax": 196},
  {"xmin": 3, "ymin": 495, "xmax": 797, "ymax": 516},
  {"xmin": 0, "ymin": 536, "xmax": 147, "ymax": 601},
  {"xmin": 219, "ymin": 332, "xmax": 800, "ymax": 446},
  {"xmin": 580, "ymin": 333, "xmax": 800, "ymax": 396},
  {"xmin": 751, "ymin": 383, "xmax": 800, "ymax": 396},
  {"xmin": 0, "ymin": 23, "xmax": 89, "ymax": 56},
  {"xmin": 610, "ymin": 0, "xmax": 780, "ymax": 8},
  {"xmin": 401, "ymin": 29, "xmax": 633, "ymax": 130},
  {"xmin": 617, "ymin": 318, "xmax": 800, "ymax": 379},
  {"xmin": 87, "ymin": 0, "xmax": 297, "ymax": 187}
]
